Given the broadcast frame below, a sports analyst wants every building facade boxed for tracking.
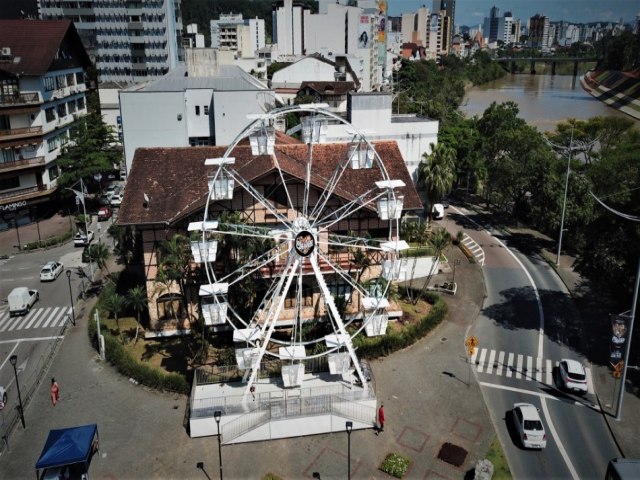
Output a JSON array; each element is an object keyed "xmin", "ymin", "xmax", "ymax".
[
  {"xmin": 0, "ymin": 20, "xmax": 91, "ymax": 229},
  {"xmin": 38, "ymin": 0, "xmax": 183, "ymax": 84},
  {"xmin": 528, "ymin": 14, "xmax": 550, "ymax": 51},
  {"xmin": 210, "ymin": 13, "xmax": 266, "ymax": 58}
]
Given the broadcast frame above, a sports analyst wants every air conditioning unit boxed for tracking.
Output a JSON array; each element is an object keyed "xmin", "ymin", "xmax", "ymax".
[{"xmin": 1, "ymin": 47, "xmax": 11, "ymax": 56}]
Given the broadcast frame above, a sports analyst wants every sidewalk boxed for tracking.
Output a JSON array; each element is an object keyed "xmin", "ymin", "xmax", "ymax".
[
  {"xmin": 0, "ymin": 220, "xmax": 495, "ymax": 479},
  {"xmin": 0, "ymin": 213, "xmax": 75, "ymax": 258}
]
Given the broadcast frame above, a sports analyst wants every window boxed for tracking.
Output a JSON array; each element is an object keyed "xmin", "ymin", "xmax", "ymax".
[
  {"xmin": 45, "ymin": 107, "xmax": 56, "ymax": 122},
  {"xmin": 0, "ymin": 79, "xmax": 19, "ymax": 97},
  {"xmin": 55, "ymin": 75, "xmax": 66, "ymax": 89},
  {"xmin": 204, "ymin": 105, "xmax": 209, "ymax": 115},
  {"xmin": 57, "ymin": 103, "xmax": 67, "ymax": 118},
  {"xmin": 43, "ymin": 76, "xmax": 55, "ymax": 92},
  {"xmin": 195, "ymin": 105, "xmax": 200, "ymax": 115},
  {"xmin": 47, "ymin": 137, "xmax": 60, "ymax": 152},
  {"xmin": 0, "ymin": 176, "xmax": 20, "ymax": 191},
  {"xmin": 77, "ymin": 97, "xmax": 85, "ymax": 110},
  {"xmin": 48, "ymin": 165, "xmax": 60, "ymax": 180}
]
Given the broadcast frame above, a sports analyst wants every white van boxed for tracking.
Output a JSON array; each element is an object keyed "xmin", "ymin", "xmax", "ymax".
[{"xmin": 8, "ymin": 287, "xmax": 39, "ymax": 316}]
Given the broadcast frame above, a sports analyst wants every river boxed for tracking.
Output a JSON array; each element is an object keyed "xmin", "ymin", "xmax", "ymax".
[{"xmin": 460, "ymin": 73, "xmax": 637, "ymax": 133}]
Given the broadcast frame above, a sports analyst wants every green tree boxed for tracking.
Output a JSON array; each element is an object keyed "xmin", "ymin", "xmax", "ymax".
[
  {"xmin": 102, "ymin": 291, "xmax": 126, "ymax": 341},
  {"xmin": 417, "ymin": 142, "xmax": 457, "ymax": 210},
  {"xmin": 127, "ymin": 285, "xmax": 147, "ymax": 344},
  {"xmin": 56, "ymin": 92, "xmax": 120, "ymax": 189},
  {"xmin": 416, "ymin": 227, "xmax": 451, "ymax": 303},
  {"xmin": 88, "ymin": 242, "xmax": 112, "ymax": 276}
]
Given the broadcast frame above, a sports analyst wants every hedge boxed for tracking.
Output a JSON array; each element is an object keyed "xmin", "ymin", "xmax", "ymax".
[
  {"xmin": 87, "ymin": 309, "xmax": 190, "ymax": 394},
  {"xmin": 353, "ymin": 291, "xmax": 448, "ymax": 359}
]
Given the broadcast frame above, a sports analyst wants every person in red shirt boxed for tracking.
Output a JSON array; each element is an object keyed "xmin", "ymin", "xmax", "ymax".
[
  {"xmin": 50, "ymin": 378, "xmax": 59, "ymax": 406},
  {"xmin": 377, "ymin": 404, "xmax": 385, "ymax": 434}
]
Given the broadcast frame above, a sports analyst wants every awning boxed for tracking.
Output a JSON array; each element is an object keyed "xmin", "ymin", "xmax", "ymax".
[{"xmin": 35, "ymin": 424, "xmax": 99, "ymax": 476}]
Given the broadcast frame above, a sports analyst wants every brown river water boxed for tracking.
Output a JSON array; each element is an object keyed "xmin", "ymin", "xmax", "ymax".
[{"xmin": 460, "ymin": 73, "xmax": 638, "ymax": 134}]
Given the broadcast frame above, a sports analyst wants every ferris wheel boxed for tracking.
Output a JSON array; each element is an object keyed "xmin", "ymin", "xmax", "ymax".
[{"xmin": 188, "ymin": 104, "xmax": 409, "ymax": 399}]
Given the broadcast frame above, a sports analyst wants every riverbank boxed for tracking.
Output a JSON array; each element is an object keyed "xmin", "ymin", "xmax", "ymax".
[{"xmin": 581, "ymin": 68, "xmax": 640, "ymax": 121}]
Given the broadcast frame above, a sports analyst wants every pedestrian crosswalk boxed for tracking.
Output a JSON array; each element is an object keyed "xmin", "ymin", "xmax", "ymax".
[
  {"xmin": 0, "ymin": 306, "xmax": 72, "ymax": 333},
  {"xmin": 470, "ymin": 347, "xmax": 595, "ymax": 394}
]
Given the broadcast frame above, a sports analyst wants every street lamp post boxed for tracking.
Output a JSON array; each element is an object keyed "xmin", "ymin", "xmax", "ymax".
[
  {"xmin": 66, "ymin": 270, "xmax": 76, "ymax": 326},
  {"xmin": 346, "ymin": 421, "xmax": 353, "ymax": 480},
  {"xmin": 9, "ymin": 355, "xmax": 25, "ymax": 429},
  {"xmin": 214, "ymin": 410, "xmax": 223, "ymax": 480}
]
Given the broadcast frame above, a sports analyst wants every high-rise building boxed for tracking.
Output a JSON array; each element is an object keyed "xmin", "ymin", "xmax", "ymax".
[
  {"xmin": 38, "ymin": 0, "xmax": 183, "ymax": 84},
  {"xmin": 0, "ymin": 20, "xmax": 91, "ymax": 224},
  {"xmin": 528, "ymin": 14, "xmax": 550, "ymax": 51},
  {"xmin": 210, "ymin": 13, "xmax": 265, "ymax": 58}
]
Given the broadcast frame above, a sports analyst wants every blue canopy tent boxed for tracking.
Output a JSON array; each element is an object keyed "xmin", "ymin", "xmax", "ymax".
[{"xmin": 35, "ymin": 424, "xmax": 99, "ymax": 479}]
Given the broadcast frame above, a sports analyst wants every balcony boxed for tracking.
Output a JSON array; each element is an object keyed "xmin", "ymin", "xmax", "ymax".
[
  {"xmin": 0, "ymin": 92, "xmax": 41, "ymax": 108},
  {"xmin": 0, "ymin": 184, "xmax": 55, "ymax": 202},
  {"xmin": 0, "ymin": 126, "xmax": 44, "ymax": 146},
  {"xmin": 0, "ymin": 156, "xmax": 45, "ymax": 174}
]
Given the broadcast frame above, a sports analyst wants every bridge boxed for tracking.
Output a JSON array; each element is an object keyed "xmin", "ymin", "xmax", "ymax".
[{"xmin": 495, "ymin": 56, "xmax": 600, "ymax": 75}]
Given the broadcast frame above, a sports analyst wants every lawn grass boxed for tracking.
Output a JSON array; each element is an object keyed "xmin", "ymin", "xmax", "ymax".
[{"xmin": 485, "ymin": 435, "xmax": 512, "ymax": 479}]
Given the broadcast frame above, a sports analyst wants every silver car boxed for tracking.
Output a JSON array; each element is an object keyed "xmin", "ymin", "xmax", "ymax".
[{"xmin": 40, "ymin": 261, "xmax": 64, "ymax": 281}]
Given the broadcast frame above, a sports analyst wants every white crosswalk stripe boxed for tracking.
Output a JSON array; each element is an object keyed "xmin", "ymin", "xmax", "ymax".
[
  {"xmin": 473, "ymin": 347, "xmax": 594, "ymax": 394},
  {"xmin": 0, "ymin": 307, "xmax": 70, "ymax": 333}
]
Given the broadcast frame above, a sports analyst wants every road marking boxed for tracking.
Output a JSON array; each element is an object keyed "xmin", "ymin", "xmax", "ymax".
[
  {"xmin": 0, "ymin": 312, "xmax": 10, "ymax": 330},
  {"xmin": 546, "ymin": 359, "xmax": 553, "ymax": 385},
  {"xmin": 486, "ymin": 349, "xmax": 496, "ymax": 375},
  {"xmin": 541, "ymin": 399, "xmax": 580, "ymax": 479},
  {"xmin": 26, "ymin": 307, "xmax": 47, "ymax": 329},
  {"xmin": 536, "ymin": 356, "xmax": 543, "ymax": 382},
  {"xmin": 15, "ymin": 313, "xmax": 32, "ymax": 330},
  {"xmin": 496, "ymin": 351, "xmax": 505, "ymax": 376},
  {"xmin": 516, "ymin": 354, "xmax": 523, "ymax": 379},
  {"xmin": 527, "ymin": 356, "xmax": 533, "ymax": 380},
  {"xmin": 477, "ymin": 348, "xmax": 488, "ymax": 373},
  {"xmin": 42, "ymin": 307, "xmax": 61, "ymax": 328},
  {"xmin": 0, "ymin": 335, "xmax": 65, "ymax": 344},
  {"xmin": 506, "ymin": 352, "xmax": 514, "ymax": 378}
]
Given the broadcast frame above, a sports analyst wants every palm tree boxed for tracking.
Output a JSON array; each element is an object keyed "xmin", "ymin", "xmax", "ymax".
[
  {"xmin": 89, "ymin": 242, "xmax": 111, "ymax": 276},
  {"xmin": 102, "ymin": 292, "xmax": 126, "ymax": 341},
  {"xmin": 418, "ymin": 142, "xmax": 457, "ymax": 212},
  {"xmin": 416, "ymin": 227, "xmax": 451, "ymax": 303},
  {"xmin": 127, "ymin": 285, "xmax": 147, "ymax": 344}
]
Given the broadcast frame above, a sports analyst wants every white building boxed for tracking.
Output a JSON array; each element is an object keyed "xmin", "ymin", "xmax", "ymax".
[
  {"xmin": 119, "ymin": 63, "xmax": 274, "ymax": 174},
  {"xmin": 38, "ymin": 0, "xmax": 183, "ymax": 85},
  {"xmin": 272, "ymin": 0, "xmax": 308, "ymax": 60},
  {"xmin": 325, "ymin": 92, "xmax": 439, "ymax": 183},
  {"xmin": 0, "ymin": 20, "xmax": 91, "ymax": 227},
  {"xmin": 210, "ymin": 13, "xmax": 265, "ymax": 58}
]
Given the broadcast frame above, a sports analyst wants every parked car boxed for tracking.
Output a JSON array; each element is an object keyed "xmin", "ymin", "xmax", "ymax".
[
  {"xmin": 99, "ymin": 194, "xmax": 111, "ymax": 206},
  {"xmin": 8, "ymin": 287, "xmax": 39, "ymax": 317},
  {"xmin": 558, "ymin": 359, "xmax": 588, "ymax": 394},
  {"xmin": 104, "ymin": 184, "xmax": 120, "ymax": 198},
  {"xmin": 97, "ymin": 206, "xmax": 112, "ymax": 221},
  {"xmin": 512, "ymin": 403, "xmax": 547, "ymax": 449},
  {"xmin": 110, "ymin": 193, "xmax": 123, "ymax": 207},
  {"xmin": 0, "ymin": 385, "xmax": 6, "ymax": 403},
  {"xmin": 432, "ymin": 203, "xmax": 444, "ymax": 220},
  {"xmin": 73, "ymin": 230, "xmax": 94, "ymax": 247},
  {"xmin": 40, "ymin": 261, "xmax": 64, "ymax": 282}
]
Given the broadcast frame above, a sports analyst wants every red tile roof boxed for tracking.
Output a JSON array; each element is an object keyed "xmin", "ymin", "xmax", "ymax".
[
  {"xmin": 0, "ymin": 19, "xmax": 91, "ymax": 76},
  {"xmin": 118, "ymin": 142, "xmax": 422, "ymax": 227}
]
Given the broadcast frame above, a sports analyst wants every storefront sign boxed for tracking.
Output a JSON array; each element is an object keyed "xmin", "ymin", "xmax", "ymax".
[
  {"xmin": 610, "ymin": 311, "xmax": 630, "ymax": 365},
  {"xmin": 0, "ymin": 200, "xmax": 27, "ymax": 212}
]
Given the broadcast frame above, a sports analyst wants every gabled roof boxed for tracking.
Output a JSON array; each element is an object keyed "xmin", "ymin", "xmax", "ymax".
[
  {"xmin": 0, "ymin": 19, "xmax": 91, "ymax": 76},
  {"xmin": 118, "ymin": 142, "xmax": 422, "ymax": 227}
]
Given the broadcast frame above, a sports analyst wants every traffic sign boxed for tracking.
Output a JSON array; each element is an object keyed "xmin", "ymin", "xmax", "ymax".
[
  {"xmin": 468, "ymin": 346, "xmax": 475, "ymax": 356},
  {"xmin": 465, "ymin": 336, "xmax": 479, "ymax": 348}
]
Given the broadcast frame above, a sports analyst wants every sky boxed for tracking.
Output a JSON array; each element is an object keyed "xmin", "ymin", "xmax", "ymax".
[{"xmin": 388, "ymin": 0, "xmax": 640, "ymax": 27}]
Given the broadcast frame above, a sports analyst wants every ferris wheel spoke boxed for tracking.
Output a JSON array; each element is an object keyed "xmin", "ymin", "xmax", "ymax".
[
  {"xmin": 317, "ymin": 250, "xmax": 367, "ymax": 297},
  {"xmin": 309, "ymin": 146, "xmax": 353, "ymax": 220},
  {"xmin": 226, "ymin": 168, "xmax": 292, "ymax": 227},
  {"xmin": 314, "ymin": 188, "xmax": 382, "ymax": 230},
  {"xmin": 219, "ymin": 248, "xmax": 283, "ymax": 286}
]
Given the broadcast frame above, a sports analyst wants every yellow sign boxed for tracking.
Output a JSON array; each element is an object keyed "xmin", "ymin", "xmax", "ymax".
[
  {"xmin": 468, "ymin": 346, "xmax": 475, "ymax": 356},
  {"xmin": 465, "ymin": 336, "xmax": 479, "ymax": 348}
]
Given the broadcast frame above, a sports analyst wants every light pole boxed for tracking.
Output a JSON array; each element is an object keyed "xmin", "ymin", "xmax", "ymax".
[
  {"xmin": 346, "ymin": 421, "xmax": 353, "ymax": 480},
  {"xmin": 556, "ymin": 127, "xmax": 574, "ymax": 266},
  {"xmin": 214, "ymin": 410, "xmax": 223, "ymax": 480},
  {"xmin": 9, "ymin": 355, "xmax": 25, "ymax": 429},
  {"xmin": 66, "ymin": 270, "xmax": 76, "ymax": 326}
]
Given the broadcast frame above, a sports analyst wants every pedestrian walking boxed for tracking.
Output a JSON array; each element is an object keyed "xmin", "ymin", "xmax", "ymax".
[
  {"xmin": 377, "ymin": 404, "xmax": 385, "ymax": 434},
  {"xmin": 51, "ymin": 378, "xmax": 60, "ymax": 406}
]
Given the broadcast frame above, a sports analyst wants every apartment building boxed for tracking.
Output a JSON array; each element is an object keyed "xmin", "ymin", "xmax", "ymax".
[
  {"xmin": 0, "ymin": 19, "xmax": 91, "ymax": 229},
  {"xmin": 528, "ymin": 14, "xmax": 550, "ymax": 51},
  {"xmin": 38, "ymin": 0, "xmax": 183, "ymax": 84},
  {"xmin": 210, "ymin": 13, "xmax": 265, "ymax": 58}
]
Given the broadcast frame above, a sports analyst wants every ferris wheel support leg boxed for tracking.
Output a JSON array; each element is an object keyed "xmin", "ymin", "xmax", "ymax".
[
  {"xmin": 242, "ymin": 258, "xmax": 300, "ymax": 407},
  {"xmin": 310, "ymin": 255, "xmax": 369, "ymax": 395}
]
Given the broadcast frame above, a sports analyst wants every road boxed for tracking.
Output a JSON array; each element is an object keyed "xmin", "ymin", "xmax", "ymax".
[
  {"xmin": 442, "ymin": 205, "xmax": 620, "ymax": 479},
  {"xmin": 0, "ymin": 219, "xmax": 105, "ymax": 428}
]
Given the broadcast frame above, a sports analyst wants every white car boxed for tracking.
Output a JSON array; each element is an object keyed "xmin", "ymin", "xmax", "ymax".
[
  {"xmin": 512, "ymin": 403, "xmax": 547, "ymax": 449},
  {"xmin": 432, "ymin": 203, "xmax": 444, "ymax": 220},
  {"xmin": 558, "ymin": 359, "xmax": 588, "ymax": 394},
  {"xmin": 74, "ymin": 230, "xmax": 94, "ymax": 247},
  {"xmin": 40, "ymin": 261, "xmax": 64, "ymax": 281},
  {"xmin": 0, "ymin": 385, "xmax": 6, "ymax": 404},
  {"xmin": 110, "ymin": 192, "xmax": 124, "ymax": 207}
]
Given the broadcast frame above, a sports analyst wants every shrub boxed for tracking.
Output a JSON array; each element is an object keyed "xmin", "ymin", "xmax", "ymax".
[
  {"xmin": 353, "ymin": 292, "xmax": 447, "ymax": 359},
  {"xmin": 379, "ymin": 452, "xmax": 411, "ymax": 478}
]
